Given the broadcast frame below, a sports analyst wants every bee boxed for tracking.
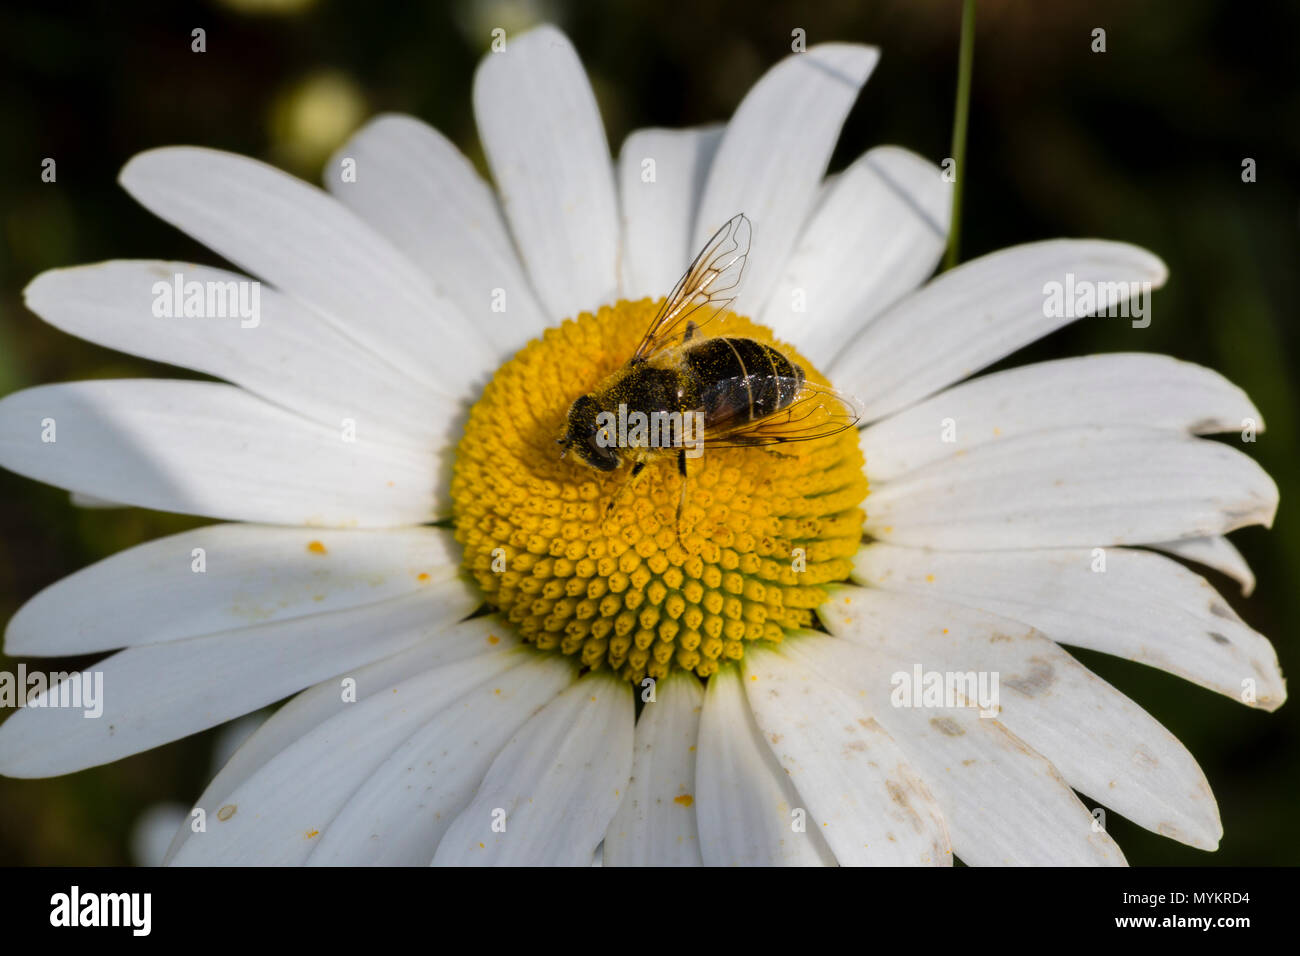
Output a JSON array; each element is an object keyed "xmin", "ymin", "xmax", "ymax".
[{"xmin": 558, "ymin": 213, "xmax": 862, "ymax": 524}]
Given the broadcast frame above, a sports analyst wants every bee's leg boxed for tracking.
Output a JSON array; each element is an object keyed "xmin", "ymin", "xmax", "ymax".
[
  {"xmin": 604, "ymin": 460, "xmax": 647, "ymax": 518},
  {"xmin": 682, "ymin": 320, "xmax": 698, "ymax": 344},
  {"xmin": 675, "ymin": 449, "xmax": 689, "ymax": 545}
]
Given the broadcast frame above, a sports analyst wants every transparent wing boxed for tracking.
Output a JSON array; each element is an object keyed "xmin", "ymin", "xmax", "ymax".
[
  {"xmin": 703, "ymin": 382, "xmax": 863, "ymax": 449},
  {"xmin": 632, "ymin": 213, "xmax": 752, "ymax": 362}
]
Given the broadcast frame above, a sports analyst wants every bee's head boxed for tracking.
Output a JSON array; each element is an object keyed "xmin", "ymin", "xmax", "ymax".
[{"xmin": 558, "ymin": 394, "xmax": 620, "ymax": 471}]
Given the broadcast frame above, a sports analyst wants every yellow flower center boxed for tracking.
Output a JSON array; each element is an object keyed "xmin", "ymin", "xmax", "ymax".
[{"xmin": 452, "ymin": 299, "xmax": 867, "ymax": 684}]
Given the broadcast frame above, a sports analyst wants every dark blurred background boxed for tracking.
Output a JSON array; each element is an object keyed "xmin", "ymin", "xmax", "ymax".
[{"xmin": 0, "ymin": 0, "xmax": 1296, "ymax": 865}]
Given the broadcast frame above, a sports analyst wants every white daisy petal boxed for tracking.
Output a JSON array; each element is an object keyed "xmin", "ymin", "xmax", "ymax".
[
  {"xmin": 784, "ymin": 635, "xmax": 1126, "ymax": 866},
  {"xmin": 820, "ymin": 587, "xmax": 1224, "ymax": 849},
  {"xmin": 473, "ymin": 24, "xmax": 620, "ymax": 322},
  {"xmin": 602, "ymin": 670, "xmax": 704, "ymax": 866},
  {"xmin": 0, "ymin": 380, "xmax": 440, "ymax": 526},
  {"xmin": 6, "ymin": 524, "xmax": 461, "ymax": 656},
  {"xmin": 307, "ymin": 653, "xmax": 576, "ymax": 866},
  {"xmin": 695, "ymin": 664, "xmax": 836, "ymax": 866},
  {"xmin": 617, "ymin": 125, "xmax": 724, "ymax": 300},
  {"xmin": 693, "ymin": 43, "xmax": 881, "ymax": 316},
  {"xmin": 830, "ymin": 240, "xmax": 1169, "ymax": 423},
  {"xmin": 742, "ymin": 644, "xmax": 952, "ymax": 866},
  {"xmin": 325, "ymin": 114, "xmax": 550, "ymax": 353},
  {"xmin": 862, "ymin": 354, "xmax": 1263, "ymax": 482},
  {"xmin": 1151, "ymin": 536, "xmax": 1257, "ymax": 597},
  {"xmin": 866, "ymin": 426, "xmax": 1278, "ymax": 549},
  {"xmin": 0, "ymin": 587, "xmax": 479, "ymax": 778},
  {"xmin": 170, "ymin": 636, "xmax": 530, "ymax": 865},
  {"xmin": 25, "ymin": 261, "xmax": 451, "ymax": 448},
  {"xmin": 854, "ymin": 544, "xmax": 1285, "ymax": 710},
  {"xmin": 162, "ymin": 617, "xmax": 514, "ymax": 864},
  {"xmin": 761, "ymin": 146, "xmax": 950, "ymax": 366},
  {"xmin": 432, "ymin": 670, "xmax": 633, "ymax": 865},
  {"xmin": 119, "ymin": 147, "xmax": 496, "ymax": 396}
]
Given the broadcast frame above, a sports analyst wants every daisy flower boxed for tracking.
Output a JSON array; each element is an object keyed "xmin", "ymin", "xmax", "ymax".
[{"xmin": 0, "ymin": 24, "xmax": 1284, "ymax": 866}]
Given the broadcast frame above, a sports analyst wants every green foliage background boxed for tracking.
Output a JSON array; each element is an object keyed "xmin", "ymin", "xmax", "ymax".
[{"xmin": 0, "ymin": 0, "xmax": 1296, "ymax": 864}]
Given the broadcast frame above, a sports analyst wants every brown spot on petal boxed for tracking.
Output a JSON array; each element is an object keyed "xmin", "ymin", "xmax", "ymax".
[
  {"xmin": 1003, "ymin": 659, "xmax": 1055, "ymax": 697},
  {"xmin": 930, "ymin": 716, "xmax": 965, "ymax": 736},
  {"xmin": 1132, "ymin": 745, "xmax": 1159, "ymax": 770},
  {"xmin": 885, "ymin": 780, "xmax": 927, "ymax": 834}
]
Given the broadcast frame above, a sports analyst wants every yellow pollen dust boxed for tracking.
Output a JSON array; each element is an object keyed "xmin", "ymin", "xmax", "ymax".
[{"xmin": 451, "ymin": 299, "xmax": 867, "ymax": 684}]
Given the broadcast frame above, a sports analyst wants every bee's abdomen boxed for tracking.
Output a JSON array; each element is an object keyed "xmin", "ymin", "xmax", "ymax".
[{"xmin": 684, "ymin": 336, "xmax": 804, "ymax": 425}]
